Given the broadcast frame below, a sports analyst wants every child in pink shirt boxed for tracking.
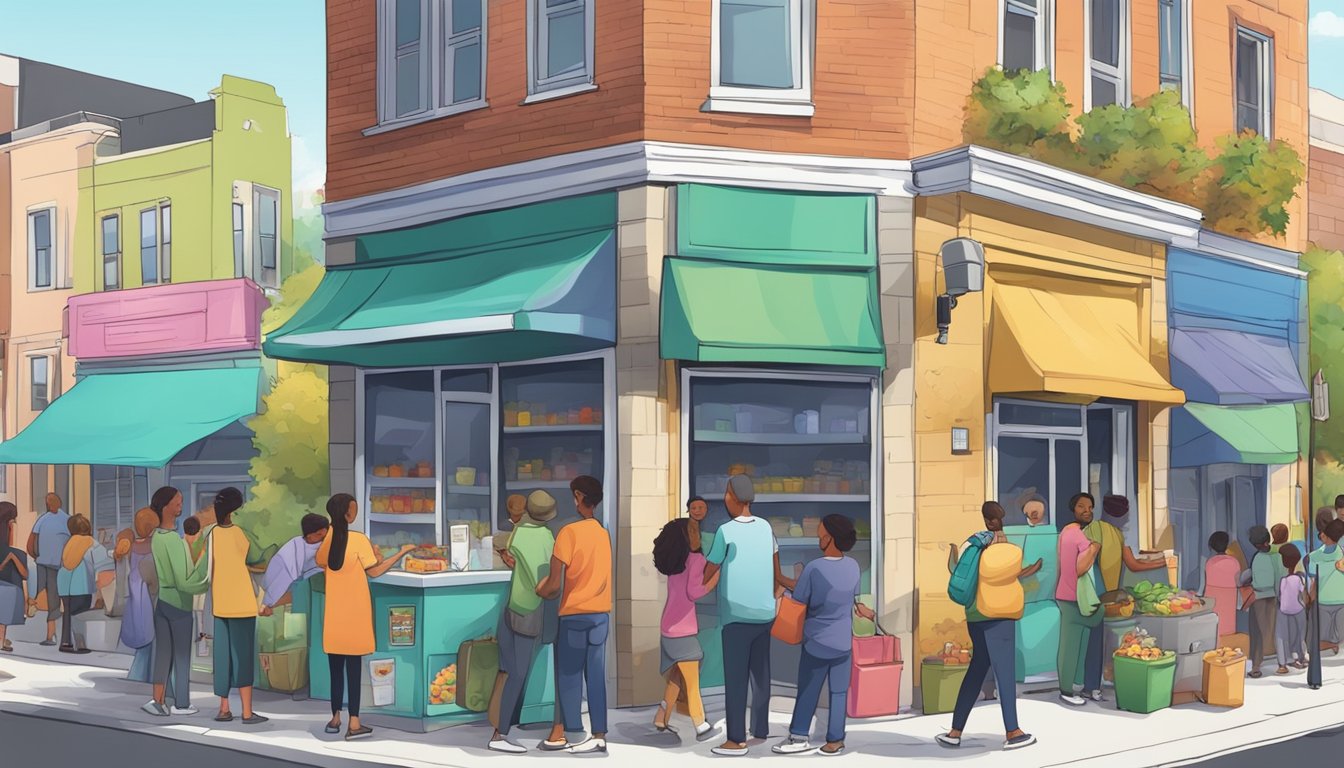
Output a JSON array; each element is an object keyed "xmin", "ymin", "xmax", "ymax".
[{"xmin": 653, "ymin": 516, "xmax": 720, "ymax": 737}]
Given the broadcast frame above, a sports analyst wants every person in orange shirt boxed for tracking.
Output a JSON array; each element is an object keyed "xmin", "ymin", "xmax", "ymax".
[
  {"xmin": 536, "ymin": 476, "xmax": 611, "ymax": 755},
  {"xmin": 317, "ymin": 493, "xmax": 413, "ymax": 741},
  {"xmin": 203, "ymin": 488, "xmax": 268, "ymax": 725}
]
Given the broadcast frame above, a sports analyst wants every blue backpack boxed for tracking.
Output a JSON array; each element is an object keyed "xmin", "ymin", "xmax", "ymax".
[{"xmin": 949, "ymin": 531, "xmax": 995, "ymax": 607}]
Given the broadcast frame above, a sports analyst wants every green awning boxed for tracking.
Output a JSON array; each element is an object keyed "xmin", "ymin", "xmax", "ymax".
[
  {"xmin": 1177, "ymin": 402, "xmax": 1300, "ymax": 466},
  {"xmin": 264, "ymin": 231, "xmax": 616, "ymax": 368},
  {"xmin": 660, "ymin": 257, "xmax": 885, "ymax": 367},
  {"xmin": 0, "ymin": 367, "xmax": 262, "ymax": 468}
]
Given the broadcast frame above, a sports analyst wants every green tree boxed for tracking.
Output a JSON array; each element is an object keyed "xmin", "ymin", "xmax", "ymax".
[
  {"xmin": 1074, "ymin": 89, "xmax": 1209, "ymax": 207},
  {"xmin": 1305, "ymin": 245, "xmax": 1344, "ymax": 508},
  {"xmin": 1203, "ymin": 133, "xmax": 1304, "ymax": 237},
  {"xmin": 963, "ymin": 67, "xmax": 1077, "ymax": 167}
]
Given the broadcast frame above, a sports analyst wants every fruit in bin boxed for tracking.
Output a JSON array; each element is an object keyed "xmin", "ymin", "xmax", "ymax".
[
  {"xmin": 431, "ymin": 663, "xmax": 458, "ymax": 705},
  {"xmin": 373, "ymin": 465, "xmax": 389, "ymax": 477}
]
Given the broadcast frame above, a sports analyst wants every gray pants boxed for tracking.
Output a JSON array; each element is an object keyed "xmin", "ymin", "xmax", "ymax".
[
  {"xmin": 36, "ymin": 565, "xmax": 62, "ymax": 623},
  {"xmin": 1248, "ymin": 599, "xmax": 1277, "ymax": 673},
  {"xmin": 1318, "ymin": 603, "xmax": 1344, "ymax": 646},
  {"xmin": 496, "ymin": 616, "xmax": 541, "ymax": 736},
  {"xmin": 1276, "ymin": 611, "xmax": 1307, "ymax": 667},
  {"xmin": 152, "ymin": 602, "xmax": 193, "ymax": 707}
]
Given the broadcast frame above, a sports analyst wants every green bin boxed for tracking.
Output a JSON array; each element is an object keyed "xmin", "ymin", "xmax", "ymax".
[
  {"xmin": 1113, "ymin": 653, "xmax": 1176, "ymax": 714},
  {"xmin": 920, "ymin": 662, "xmax": 969, "ymax": 714}
]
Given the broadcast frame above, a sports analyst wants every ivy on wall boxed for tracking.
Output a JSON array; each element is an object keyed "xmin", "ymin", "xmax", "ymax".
[{"xmin": 964, "ymin": 68, "xmax": 1304, "ymax": 237}]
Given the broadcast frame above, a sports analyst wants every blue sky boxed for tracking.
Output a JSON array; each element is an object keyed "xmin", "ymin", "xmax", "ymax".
[
  {"xmin": 1, "ymin": 1, "xmax": 1343, "ymax": 216},
  {"xmin": 0, "ymin": 0, "xmax": 325, "ymax": 212}
]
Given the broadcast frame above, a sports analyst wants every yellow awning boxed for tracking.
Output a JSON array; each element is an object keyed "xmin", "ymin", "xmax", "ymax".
[{"xmin": 988, "ymin": 280, "xmax": 1185, "ymax": 405}]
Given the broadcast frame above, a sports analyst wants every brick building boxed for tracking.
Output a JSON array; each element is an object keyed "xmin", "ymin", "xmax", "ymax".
[{"xmin": 269, "ymin": 0, "xmax": 1311, "ymax": 726}]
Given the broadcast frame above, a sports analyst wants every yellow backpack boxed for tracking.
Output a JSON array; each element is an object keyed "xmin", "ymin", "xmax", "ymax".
[{"xmin": 976, "ymin": 542, "xmax": 1025, "ymax": 620}]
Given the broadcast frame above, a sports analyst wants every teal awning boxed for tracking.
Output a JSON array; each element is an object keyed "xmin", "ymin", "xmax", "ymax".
[
  {"xmin": 0, "ymin": 367, "xmax": 262, "ymax": 468},
  {"xmin": 660, "ymin": 258, "xmax": 886, "ymax": 367},
  {"xmin": 1170, "ymin": 402, "xmax": 1300, "ymax": 467},
  {"xmin": 264, "ymin": 231, "xmax": 616, "ymax": 368}
]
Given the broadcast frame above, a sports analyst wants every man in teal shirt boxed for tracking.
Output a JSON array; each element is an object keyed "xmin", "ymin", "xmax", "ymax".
[
  {"xmin": 1243, "ymin": 526, "xmax": 1277, "ymax": 678},
  {"xmin": 1308, "ymin": 519, "xmax": 1344, "ymax": 663},
  {"xmin": 704, "ymin": 475, "xmax": 795, "ymax": 757}
]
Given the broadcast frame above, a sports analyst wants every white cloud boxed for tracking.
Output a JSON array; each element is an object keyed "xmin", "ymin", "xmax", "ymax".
[
  {"xmin": 1312, "ymin": 11, "xmax": 1344, "ymax": 38},
  {"xmin": 289, "ymin": 134, "xmax": 326, "ymax": 214}
]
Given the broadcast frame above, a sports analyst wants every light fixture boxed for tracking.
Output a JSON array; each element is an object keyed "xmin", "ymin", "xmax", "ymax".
[
  {"xmin": 242, "ymin": 119, "xmax": 253, "ymax": 131},
  {"xmin": 951, "ymin": 427, "xmax": 970, "ymax": 455},
  {"xmin": 936, "ymin": 238, "xmax": 986, "ymax": 345}
]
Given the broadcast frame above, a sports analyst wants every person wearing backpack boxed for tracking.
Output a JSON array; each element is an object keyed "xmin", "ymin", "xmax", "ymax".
[
  {"xmin": 1056, "ymin": 493, "xmax": 1102, "ymax": 706},
  {"xmin": 1275, "ymin": 544, "xmax": 1308, "ymax": 674},
  {"xmin": 937, "ymin": 502, "xmax": 1041, "ymax": 751}
]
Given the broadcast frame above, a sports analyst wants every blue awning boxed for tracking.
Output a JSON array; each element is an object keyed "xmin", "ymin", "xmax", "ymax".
[{"xmin": 1170, "ymin": 328, "xmax": 1308, "ymax": 406}]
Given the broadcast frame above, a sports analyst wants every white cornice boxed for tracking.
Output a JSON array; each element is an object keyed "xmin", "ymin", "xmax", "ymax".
[
  {"xmin": 1193, "ymin": 229, "xmax": 1304, "ymax": 277},
  {"xmin": 322, "ymin": 141, "xmax": 915, "ymax": 239},
  {"xmin": 911, "ymin": 145, "xmax": 1204, "ymax": 247}
]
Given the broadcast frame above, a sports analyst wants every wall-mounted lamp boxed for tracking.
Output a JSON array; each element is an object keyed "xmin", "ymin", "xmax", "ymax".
[
  {"xmin": 951, "ymin": 427, "xmax": 971, "ymax": 455},
  {"xmin": 936, "ymin": 238, "xmax": 986, "ymax": 345}
]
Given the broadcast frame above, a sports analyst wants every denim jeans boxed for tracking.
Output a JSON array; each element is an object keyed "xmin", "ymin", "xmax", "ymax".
[
  {"xmin": 152, "ymin": 601, "xmax": 193, "ymax": 707},
  {"xmin": 951, "ymin": 619, "xmax": 1020, "ymax": 734},
  {"xmin": 722, "ymin": 621, "xmax": 772, "ymax": 744},
  {"xmin": 789, "ymin": 649, "xmax": 850, "ymax": 743},
  {"xmin": 557, "ymin": 614, "xmax": 609, "ymax": 735}
]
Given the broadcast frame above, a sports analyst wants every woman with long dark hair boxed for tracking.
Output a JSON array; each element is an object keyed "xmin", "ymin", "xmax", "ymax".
[
  {"xmin": 652, "ymin": 517, "xmax": 719, "ymax": 738},
  {"xmin": 206, "ymin": 487, "xmax": 268, "ymax": 724},
  {"xmin": 0, "ymin": 502, "xmax": 29, "ymax": 653},
  {"xmin": 144, "ymin": 486, "xmax": 209, "ymax": 717},
  {"xmin": 317, "ymin": 493, "xmax": 413, "ymax": 740}
]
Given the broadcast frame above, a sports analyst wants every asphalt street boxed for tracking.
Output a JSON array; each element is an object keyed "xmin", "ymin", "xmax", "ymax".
[{"xmin": 1183, "ymin": 724, "xmax": 1344, "ymax": 767}]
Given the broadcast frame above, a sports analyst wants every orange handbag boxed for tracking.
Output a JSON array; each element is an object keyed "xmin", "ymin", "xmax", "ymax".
[{"xmin": 772, "ymin": 592, "xmax": 806, "ymax": 645}]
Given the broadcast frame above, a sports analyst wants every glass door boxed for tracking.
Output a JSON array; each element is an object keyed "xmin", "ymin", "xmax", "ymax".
[{"xmin": 441, "ymin": 394, "xmax": 494, "ymax": 571}]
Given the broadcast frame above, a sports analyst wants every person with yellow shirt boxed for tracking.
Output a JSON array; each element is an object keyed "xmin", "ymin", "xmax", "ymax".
[{"xmin": 203, "ymin": 488, "xmax": 267, "ymax": 725}]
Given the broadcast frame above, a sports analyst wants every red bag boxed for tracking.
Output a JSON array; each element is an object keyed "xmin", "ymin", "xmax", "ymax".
[
  {"xmin": 772, "ymin": 593, "xmax": 806, "ymax": 645},
  {"xmin": 848, "ymin": 626, "xmax": 903, "ymax": 719}
]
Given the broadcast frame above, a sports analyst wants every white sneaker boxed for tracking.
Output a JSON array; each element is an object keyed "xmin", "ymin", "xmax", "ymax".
[
  {"xmin": 1059, "ymin": 692, "xmax": 1086, "ymax": 707},
  {"xmin": 695, "ymin": 721, "xmax": 718, "ymax": 741},
  {"xmin": 772, "ymin": 737, "xmax": 816, "ymax": 755},
  {"xmin": 568, "ymin": 737, "xmax": 607, "ymax": 754},
  {"xmin": 141, "ymin": 700, "xmax": 169, "ymax": 717},
  {"xmin": 170, "ymin": 705, "xmax": 198, "ymax": 716},
  {"xmin": 489, "ymin": 738, "xmax": 528, "ymax": 754},
  {"xmin": 1089, "ymin": 689, "xmax": 1106, "ymax": 702}
]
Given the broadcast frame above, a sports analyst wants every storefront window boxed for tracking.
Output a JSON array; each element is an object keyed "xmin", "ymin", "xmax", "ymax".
[
  {"xmin": 91, "ymin": 465, "xmax": 149, "ymax": 546},
  {"xmin": 366, "ymin": 371, "xmax": 438, "ymax": 555}
]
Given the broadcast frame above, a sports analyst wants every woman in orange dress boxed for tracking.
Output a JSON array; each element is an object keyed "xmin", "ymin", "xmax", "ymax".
[
  {"xmin": 317, "ymin": 493, "xmax": 412, "ymax": 740},
  {"xmin": 1204, "ymin": 531, "xmax": 1242, "ymax": 638}
]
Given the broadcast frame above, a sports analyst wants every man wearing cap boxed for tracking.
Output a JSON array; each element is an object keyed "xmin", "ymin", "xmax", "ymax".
[
  {"xmin": 705, "ymin": 474, "xmax": 796, "ymax": 757},
  {"xmin": 488, "ymin": 490, "xmax": 557, "ymax": 754}
]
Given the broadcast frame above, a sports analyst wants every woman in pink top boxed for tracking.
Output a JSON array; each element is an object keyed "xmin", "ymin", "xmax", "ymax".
[
  {"xmin": 1203, "ymin": 531, "xmax": 1241, "ymax": 638},
  {"xmin": 652, "ymin": 516, "xmax": 720, "ymax": 738}
]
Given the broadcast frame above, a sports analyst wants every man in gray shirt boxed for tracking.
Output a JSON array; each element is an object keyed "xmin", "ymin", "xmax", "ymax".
[{"xmin": 27, "ymin": 494, "xmax": 70, "ymax": 646}]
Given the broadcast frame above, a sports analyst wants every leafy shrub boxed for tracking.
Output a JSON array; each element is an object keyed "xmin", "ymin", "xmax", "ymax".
[
  {"xmin": 963, "ymin": 67, "xmax": 1076, "ymax": 166},
  {"xmin": 1203, "ymin": 132, "xmax": 1304, "ymax": 237},
  {"xmin": 1074, "ymin": 89, "xmax": 1209, "ymax": 207}
]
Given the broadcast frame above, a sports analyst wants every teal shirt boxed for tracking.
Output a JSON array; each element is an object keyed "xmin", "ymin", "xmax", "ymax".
[
  {"xmin": 705, "ymin": 515, "xmax": 778, "ymax": 625},
  {"xmin": 507, "ymin": 521, "xmax": 555, "ymax": 615},
  {"xmin": 151, "ymin": 529, "xmax": 209, "ymax": 611},
  {"xmin": 1311, "ymin": 545, "xmax": 1344, "ymax": 605},
  {"xmin": 1251, "ymin": 551, "xmax": 1277, "ymax": 600}
]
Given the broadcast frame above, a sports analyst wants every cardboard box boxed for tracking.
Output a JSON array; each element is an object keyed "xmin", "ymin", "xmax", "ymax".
[
  {"xmin": 1219, "ymin": 632, "xmax": 1250, "ymax": 658},
  {"xmin": 259, "ymin": 648, "xmax": 308, "ymax": 693}
]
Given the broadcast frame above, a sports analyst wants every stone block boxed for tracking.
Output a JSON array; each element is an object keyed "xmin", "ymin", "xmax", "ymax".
[
  {"xmin": 330, "ymin": 444, "xmax": 355, "ymax": 472},
  {"xmin": 620, "ymin": 277, "xmax": 651, "ymax": 308},
  {"xmin": 618, "ymin": 185, "xmax": 665, "ymax": 223},
  {"xmin": 328, "ymin": 365, "xmax": 356, "ymax": 384},
  {"xmin": 325, "ymin": 239, "xmax": 357, "ymax": 267},
  {"xmin": 330, "ymin": 468, "xmax": 355, "ymax": 495},
  {"xmin": 619, "ymin": 306, "xmax": 657, "ymax": 341},
  {"xmin": 878, "ymin": 228, "xmax": 914, "ymax": 259},
  {"xmin": 618, "ymin": 220, "xmax": 649, "ymax": 252},
  {"xmin": 329, "ymin": 379, "xmax": 355, "ymax": 403}
]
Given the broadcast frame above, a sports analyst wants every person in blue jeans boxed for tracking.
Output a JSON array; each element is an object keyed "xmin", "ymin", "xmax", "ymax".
[
  {"xmin": 937, "ymin": 501, "xmax": 1041, "ymax": 752},
  {"xmin": 774, "ymin": 515, "xmax": 876, "ymax": 756},
  {"xmin": 705, "ymin": 474, "xmax": 795, "ymax": 758}
]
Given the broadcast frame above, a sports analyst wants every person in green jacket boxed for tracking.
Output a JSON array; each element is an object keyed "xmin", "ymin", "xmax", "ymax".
[
  {"xmin": 1242, "ymin": 526, "xmax": 1278, "ymax": 678},
  {"xmin": 142, "ymin": 487, "xmax": 208, "ymax": 717}
]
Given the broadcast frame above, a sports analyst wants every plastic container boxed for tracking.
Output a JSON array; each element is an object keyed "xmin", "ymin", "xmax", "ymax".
[
  {"xmin": 920, "ymin": 661, "xmax": 968, "ymax": 714},
  {"xmin": 1113, "ymin": 653, "xmax": 1176, "ymax": 713},
  {"xmin": 1201, "ymin": 655, "xmax": 1246, "ymax": 707}
]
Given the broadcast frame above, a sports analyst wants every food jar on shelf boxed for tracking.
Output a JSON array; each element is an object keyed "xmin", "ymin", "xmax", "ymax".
[
  {"xmin": 579, "ymin": 407, "xmax": 594, "ymax": 424},
  {"xmin": 456, "ymin": 467, "xmax": 477, "ymax": 486},
  {"xmin": 503, "ymin": 404, "xmax": 518, "ymax": 427}
]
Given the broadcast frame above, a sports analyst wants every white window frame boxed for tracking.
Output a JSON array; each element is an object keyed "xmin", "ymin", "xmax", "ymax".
[
  {"xmin": 253, "ymin": 185, "xmax": 281, "ymax": 290},
  {"xmin": 1157, "ymin": 0, "xmax": 1193, "ymax": 116},
  {"xmin": 232, "ymin": 201, "xmax": 246, "ymax": 279},
  {"xmin": 1083, "ymin": 0, "xmax": 1131, "ymax": 110},
  {"xmin": 525, "ymin": 0, "xmax": 597, "ymax": 104},
  {"xmin": 29, "ymin": 354, "xmax": 50, "ymax": 412},
  {"xmin": 370, "ymin": 0, "xmax": 488, "ymax": 135},
  {"xmin": 27, "ymin": 205, "xmax": 56, "ymax": 292},
  {"xmin": 998, "ymin": 0, "xmax": 1055, "ymax": 78},
  {"xmin": 705, "ymin": 0, "xmax": 815, "ymax": 117},
  {"xmin": 1234, "ymin": 26, "xmax": 1273, "ymax": 139},
  {"xmin": 138, "ymin": 201, "xmax": 172, "ymax": 286},
  {"xmin": 101, "ymin": 213, "xmax": 121, "ymax": 291}
]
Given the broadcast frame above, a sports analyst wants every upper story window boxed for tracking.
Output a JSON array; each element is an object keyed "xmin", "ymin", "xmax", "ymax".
[
  {"xmin": 526, "ymin": 0, "xmax": 595, "ymax": 102},
  {"xmin": 254, "ymin": 186, "xmax": 280, "ymax": 289},
  {"xmin": 373, "ymin": 0, "xmax": 487, "ymax": 133},
  {"xmin": 1158, "ymin": 0, "xmax": 1192, "ymax": 112},
  {"xmin": 101, "ymin": 214, "xmax": 121, "ymax": 291},
  {"xmin": 232, "ymin": 202, "xmax": 245, "ymax": 278},
  {"xmin": 1235, "ymin": 26, "xmax": 1273, "ymax": 138},
  {"xmin": 27, "ymin": 208, "xmax": 55, "ymax": 291},
  {"xmin": 30, "ymin": 356, "xmax": 49, "ymax": 412},
  {"xmin": 140, "ymin": 202, "xmax": 172, "ymax": 286},
  {"xmin": 707, "ymin": 0, "xmax": 815, "ymax": 116},
  {"xmin": 1086, "ymin": 0, "xmax": 1129, "ymax": 109},
  {"xmin": 1001, "ymin": 0, "xmax": 1052, "ymax": 75}
]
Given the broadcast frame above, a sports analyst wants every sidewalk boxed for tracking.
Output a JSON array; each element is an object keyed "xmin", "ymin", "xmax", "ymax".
[{"xmin": 3, "ymin": 637, "xmax": 1344, "ymax": 767}]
